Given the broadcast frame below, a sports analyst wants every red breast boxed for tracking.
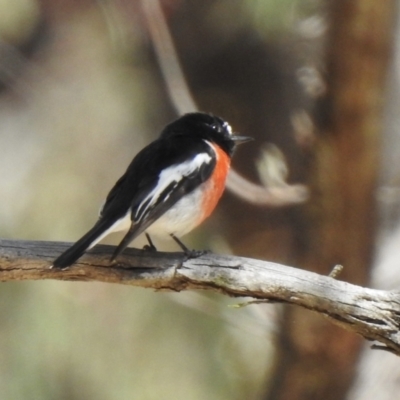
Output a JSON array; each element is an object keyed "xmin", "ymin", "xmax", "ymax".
[{"xmin": 199, "ymin": 144, "xmax": 231, "ymax": 224}]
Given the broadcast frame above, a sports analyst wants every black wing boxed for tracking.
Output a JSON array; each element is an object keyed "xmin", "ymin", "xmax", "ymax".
[
  {"xmin": 53, "ymin": 135, "xmax": 216, "ymax": 268},
  {"xmin": 108, "ymin": 136, "xmax": 216, "ymax": 260}
]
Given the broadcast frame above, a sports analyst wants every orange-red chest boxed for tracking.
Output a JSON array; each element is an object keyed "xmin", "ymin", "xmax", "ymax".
[{"xmin": 199, "ymin": 144, "xmax": 230, "ymax": 222}]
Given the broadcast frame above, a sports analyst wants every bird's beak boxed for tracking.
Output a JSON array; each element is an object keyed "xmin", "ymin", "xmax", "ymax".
[{"xmin": 231, "ymin": 134, "xmax": 253, "ymax": 144}]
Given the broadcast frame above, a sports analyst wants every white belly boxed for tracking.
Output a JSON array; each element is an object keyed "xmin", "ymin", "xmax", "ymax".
[
  {"xmin": 146, "ymin": 184, "xmax": 205, "ymax": 238},
  {"xmin": 101, "ymin": 181, "xmax": 207, "ymax": 246}
]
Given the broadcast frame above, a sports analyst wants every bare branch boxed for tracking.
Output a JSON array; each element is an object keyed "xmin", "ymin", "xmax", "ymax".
[
  {"xmin": 1, "ymin": 239, "xmax": 400, "ymax": 355},
  {"xmin": 141, "ymin": 0, "xmax": 197, "ymax": 114},
  {"xmin": 226, "ymin": 169, "xmax": 308, "ymax": 207}
]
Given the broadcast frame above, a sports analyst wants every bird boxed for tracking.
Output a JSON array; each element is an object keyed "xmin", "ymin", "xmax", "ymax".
[{"xmin": 52, "ymin": 112, "xmax": 252, "ymax": 269}]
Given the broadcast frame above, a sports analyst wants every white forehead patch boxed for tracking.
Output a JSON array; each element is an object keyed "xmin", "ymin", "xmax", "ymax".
[{"xmin": 223, "ymin": 121, "xmax": 232, "ymax": 135}]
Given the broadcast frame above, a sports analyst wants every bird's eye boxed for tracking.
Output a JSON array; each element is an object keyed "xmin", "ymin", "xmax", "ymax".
[
  {"xmin": 209, "ymin": 123, "xmax": 221, "ymax": 132},
  {"xmin": 208, "ymin": 119, "xmax": 232, "ymax": 135}
]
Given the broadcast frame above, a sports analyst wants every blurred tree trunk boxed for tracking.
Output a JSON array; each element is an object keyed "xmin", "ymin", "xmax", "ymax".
[
  {"xmin": 264, "ymin": 1, "xmax": 396, "ymax": 400},
  {"xmin": 166, "ymin": 1, "xmax": 396, "ymax": 398}
]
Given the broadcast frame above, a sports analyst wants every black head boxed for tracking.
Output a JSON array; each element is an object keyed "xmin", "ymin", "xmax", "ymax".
[{"xmin": 160, "ymin": 112, "xmax": 252, "ymax": 156}]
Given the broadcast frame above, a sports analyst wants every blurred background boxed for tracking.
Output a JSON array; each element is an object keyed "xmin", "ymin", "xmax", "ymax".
[{"xmin": 0, "ymin": 0, "xmax": 398, "ymax": 399}]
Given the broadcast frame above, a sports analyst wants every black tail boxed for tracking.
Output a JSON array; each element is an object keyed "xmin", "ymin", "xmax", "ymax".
[{"xmin": 52, "ymin": 218, "xmax": 116, "ymax": 269}]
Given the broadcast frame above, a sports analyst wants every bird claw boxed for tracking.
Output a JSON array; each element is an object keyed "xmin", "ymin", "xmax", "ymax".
[
  {"xmin": 144, "ymin": 233, "xmax": 158, "ymax": 252},
  {"xmin": 143, "ymin": 244, "xmax": 157, "ymax": 252},
  {"xmin": 183, "ymin": 249, "xmax": 209, "ymax": 259},
  {"xmin": 169, "ymin": 233, "xmax": 210, "ymax": 259}
]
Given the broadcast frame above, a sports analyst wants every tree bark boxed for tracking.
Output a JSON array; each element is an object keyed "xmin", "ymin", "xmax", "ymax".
[{"xmin": 1, "ymin": 239, "xmax": 400, "ymax": 355}]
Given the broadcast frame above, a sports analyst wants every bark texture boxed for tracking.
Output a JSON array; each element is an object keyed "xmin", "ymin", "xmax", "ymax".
[{"xmin": 1, "ymin": 239, "xmax": 400, "ymax": 355}]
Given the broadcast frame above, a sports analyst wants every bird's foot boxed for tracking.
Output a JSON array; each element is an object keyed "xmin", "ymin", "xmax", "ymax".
[
  {"xmin": 143, "ymin": 233, "xmax": 158, "ymax": 252},
  {"xmin": 170, "ymin": 234, "xmax": 209, "ymax": 259},
  {"xmin": 184, "ymin": 249, "xmax": 209, "ymax": 259}
]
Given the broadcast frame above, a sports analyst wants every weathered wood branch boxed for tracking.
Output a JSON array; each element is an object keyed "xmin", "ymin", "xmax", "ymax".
[{"xmin": 1, "ymin": 239, "xmax": 400, "ymax": 355}]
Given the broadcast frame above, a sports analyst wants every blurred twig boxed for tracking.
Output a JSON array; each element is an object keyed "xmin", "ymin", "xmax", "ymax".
[
  {"xmin": 141, "ymin": 0, "xmax": 308, "ymax": 207},
  {"xmin": 141, "ymin": 0, "xmax": 197, "ymax": 113},
  {"xmin": 227, "ymin": 169, "xmax": 308, "ymax": 206},
  {"xmin": 1, "ymin": 238, "xmax": 400, "ymax": 355}
]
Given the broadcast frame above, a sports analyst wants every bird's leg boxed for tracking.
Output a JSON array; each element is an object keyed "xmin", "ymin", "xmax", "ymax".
[
  {"xmin": 143, "ymin": 233, "xmax": 158, "ymax": 252},
  {"xmin": 170, "ymin": 233, "xmax": 189, "ymax": 252},
  {"xmin": 170, "ymin": 234, "xmax": 207, "ymax": 258}
]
